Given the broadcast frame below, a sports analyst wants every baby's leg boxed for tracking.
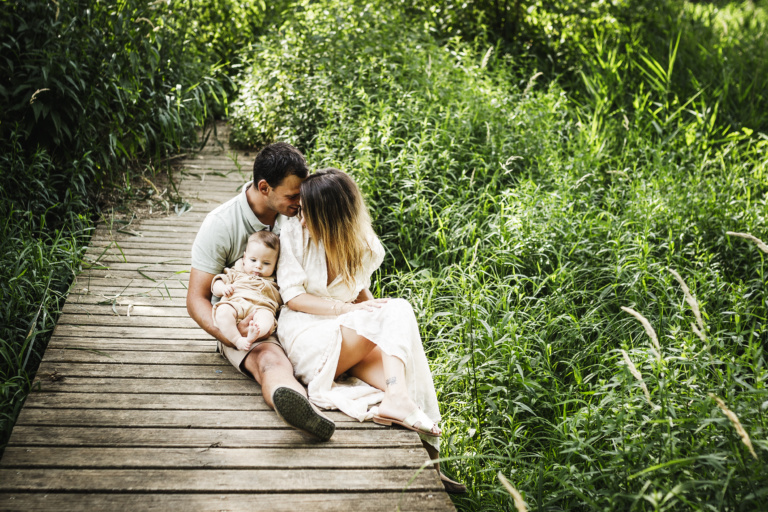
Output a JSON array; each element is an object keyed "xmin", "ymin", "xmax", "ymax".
[
  {"xmin": 250, "ymin": 309, "xmax": 276, "ymax": 342},
  {"xmin": 214, "ymin": 304, "xmax": 246, "ymax": 348}
]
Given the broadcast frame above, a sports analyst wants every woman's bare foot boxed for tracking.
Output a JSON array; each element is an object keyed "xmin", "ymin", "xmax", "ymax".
[{"xmin": 376, "ymin": 395, "xmax": 441, "ymax": 436}]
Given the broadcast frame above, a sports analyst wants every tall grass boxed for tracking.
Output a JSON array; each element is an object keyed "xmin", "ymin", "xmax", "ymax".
[
  {"xmin": 0, "ymin": 0, "xmax": 253, "ymax": 452},
  {"xmin": 231, "ymin": 0, "xmax": 767, "ymax": 509}
]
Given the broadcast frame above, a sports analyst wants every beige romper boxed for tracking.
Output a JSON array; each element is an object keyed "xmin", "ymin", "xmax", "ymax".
[
  {"xmin": 211, "ymin": 264, "xmax": 284, "ymax": 377},
  {"xmin": 211, "ymin": 266, "xmax": 282, "ymax": 326}
]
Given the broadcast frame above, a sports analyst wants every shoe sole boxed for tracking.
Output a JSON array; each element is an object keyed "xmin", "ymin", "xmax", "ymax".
[{"xmin": 272, "ymin": 387, "xmax": 335, "ymax": 442}]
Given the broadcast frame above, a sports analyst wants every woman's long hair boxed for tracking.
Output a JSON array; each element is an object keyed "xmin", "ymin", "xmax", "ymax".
[{"xmin": 300, "ymin": 168, "xmax": 374, "ymax": 287}]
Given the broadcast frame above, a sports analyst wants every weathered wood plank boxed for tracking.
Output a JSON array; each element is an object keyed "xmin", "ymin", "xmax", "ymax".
[
  {"xmin": 43, "ymin": 349, "xmax": 227, "ymax": 364},
  {"xmin": 0, "ymin": 468, "xmax": 443, "ymax": 492},
  {"xmin": 79, "ymin": 262, "xmax": 191, "ymax": 272},
  {"xmin": 35, "ymin": 361, "xmax": 241, "ymax": 379},
  {"xmin": 51, "ymin": 325, "xmax": 213, "ymax": 339},
  {"xmin": 0, "ymin": 446, "xmax": 430, "ymax": 469},
  {"xmin": 62, "ymin": 304, "xmax": 190, "ymax": 318},
  {"xmin": 55, "ymin": 313, "xmax": 199, "ymax": 329},
  {"xmin": 87, "ymin": 240, "xmax": 197, "ymax": 250},
  {"xmin": 72, "ymin": 278, "xmax": 189, "ymax": 292},
  {"xmin": 69, "ymin": 285, "xmax": 189, "ymax": 297},
  {"xmin": 22, "ymin": 392, "xmax": 267, "ymax": 411},
  {"xmin": 7, "ymin": 426, "xmax": 422, "ymax": 449},
  {"xmin": 77, "ymin": 269, "xmax": 191, "ymax": 282},
  {"xmin": 14, "ymin": 408, "xmax": 380, "ymax": 429},
  {"xmin": 46, "ymin": 339, "xmax": 215, "ymax": 351},
  {"xmin": 32, "ymin": 377, "xmax": 256, "ymax": 394},
  {"xmin": 65, "ymin": 295, "xmax": 187, "ymax": 307},
  {"xmin": 89, "ymin": 233, "xmax": 198, "ymax": 244},
  {"xmin": 0, "ymin": 492, "xmax": 455, "ymax": 512}
]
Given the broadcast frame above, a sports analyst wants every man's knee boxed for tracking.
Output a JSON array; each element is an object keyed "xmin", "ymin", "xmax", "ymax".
[{"xmin": 246, "ymin": 343, "xmax": 290, "ymax": 376}]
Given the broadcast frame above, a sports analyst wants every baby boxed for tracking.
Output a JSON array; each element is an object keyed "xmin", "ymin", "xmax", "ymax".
[{"xmin": 211, "ymin": 230, "xmax": 283, "ymax": 351}]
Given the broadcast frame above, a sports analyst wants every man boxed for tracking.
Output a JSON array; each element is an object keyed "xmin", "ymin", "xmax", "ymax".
[{"xmin": 186, "ymin": 142, "xmax": 335, "ymax": 441}]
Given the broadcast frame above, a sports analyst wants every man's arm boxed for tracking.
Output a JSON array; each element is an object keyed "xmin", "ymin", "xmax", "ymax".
[{"xmin": 187, "ymin": 267, "xmax": 239, "ymax": 347}]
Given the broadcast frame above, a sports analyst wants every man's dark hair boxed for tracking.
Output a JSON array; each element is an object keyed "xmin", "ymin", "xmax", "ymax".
[{"xmin": 252, "ymin": 142, "xmax": 309, "ymax": 188}]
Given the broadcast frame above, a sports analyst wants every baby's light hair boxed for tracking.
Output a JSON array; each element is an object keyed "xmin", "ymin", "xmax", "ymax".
[{"xmin": 247, "ymin": 230, "xmax": 280, "ymax": 252}]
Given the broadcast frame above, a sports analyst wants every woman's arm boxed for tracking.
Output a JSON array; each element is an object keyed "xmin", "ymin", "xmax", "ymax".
[{"xmin": 286, "ymin": 289, "xmax": 387, "ymax": 316}]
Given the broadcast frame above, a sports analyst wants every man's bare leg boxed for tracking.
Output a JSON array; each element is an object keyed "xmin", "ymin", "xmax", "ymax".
[{"xmin": 243, "ymin": 343, "xmax": 335, "ymax": 441}]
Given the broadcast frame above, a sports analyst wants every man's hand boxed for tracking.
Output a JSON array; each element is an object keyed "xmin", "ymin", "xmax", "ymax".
[{"xmin": 237, "ymin": 310, "xmax": 257, "ymax": 337}]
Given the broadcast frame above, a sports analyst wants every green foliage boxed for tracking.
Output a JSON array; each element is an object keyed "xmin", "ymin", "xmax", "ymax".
[
  {"xmin": 231, "ymin": 0, "xmax": 767, "ymax": 509},
  {"xmin": 0, "ymin": 0, "xmax": 240, "ymax": 452},
  {"xmin": 0, "ymin": 134, "xmax": 91, "ymax": 450}
]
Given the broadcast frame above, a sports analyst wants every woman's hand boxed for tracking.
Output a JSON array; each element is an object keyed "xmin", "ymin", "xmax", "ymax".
[{"xmin": 342, "ymin": 298, "xmax": 389, "ymax": 314}]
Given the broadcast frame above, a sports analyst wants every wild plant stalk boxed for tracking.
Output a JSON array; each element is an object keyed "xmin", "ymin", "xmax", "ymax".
[
  {"xmin": 498, "ymin": 472, "xmax": 528, "ymax": 512},
  {"xmin": 620, "ymin": 350, "xmax": 653, "ymax": 406},
  {"xmin": 709, "ymin": 394, "xmax": 759, "ymax": 460},
  {"xmin": 620, "ymin": 307, "xmax": 662, "ymax": 361},
  {"xmin": 667, "ymin": 268, "xmax": 704, "ymax": 333},
  {"xmin": 726, "ymin": 231, "xmax": 768, "ymax": 254}
]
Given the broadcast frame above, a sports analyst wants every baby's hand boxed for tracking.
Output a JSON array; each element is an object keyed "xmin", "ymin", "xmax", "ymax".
[
  {"xmin": 235, "ymin": 337, "xmax": 252, "ymax": 351},
  {"xmin": 222, "ymin": 284, "xmax": 236, "ymax": 297}
]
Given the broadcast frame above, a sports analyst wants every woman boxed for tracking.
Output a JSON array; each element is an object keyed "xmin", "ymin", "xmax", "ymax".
[{"xmin": 277, "ymin": 168, "xmax": 465, "ymax": 493}]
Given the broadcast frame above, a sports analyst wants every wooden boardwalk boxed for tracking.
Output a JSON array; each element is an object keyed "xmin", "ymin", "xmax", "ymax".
[{"xmin": 0, "ymin": 127, "xmax": 455, "ymax": 511}]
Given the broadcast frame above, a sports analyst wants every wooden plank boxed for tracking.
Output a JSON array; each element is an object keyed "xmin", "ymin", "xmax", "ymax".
[
  {"xmin": 35, "ymin": 361, "xmax": 242, "ymax": 380},
  {"xmin": 14, "ymin": 409, "xmax": 380, "ymax": 429},
  {"xmin": 87, "ymin": 239, "xmax": 198, "ymax": 250},
  {"xmin": 43, "ymin": 349, "xmax": 228, "ymax": 364},
  {"xmin": 77, "ymin": 269, "xmax": 191, "ymax": 281},
  {"xmin": 0, "ymin": 446, "xmax": 430, "ymax": 469},
  {"xmin": 62, "ymin": 303, "xmax": 189, "ymax": 317},
  {"xmin": 0, "ymin": 492, "xmax": 455, "ymax": 512},
  {"xmin": 32, "ymin": 377, "xmax": 256, "ymax": 394},
  {"xmin": 0, "ymin": 468, "xmax": 442, "ymax": 493},
  {"xmin": 51, "ymin": 325, "xmax": 212, "ymax": 339},
  {"xmin": 69, "ymin": 285, "xmax": 189, "ymax": 298},
  {"xmin": 93, "ymin": 225, "xmax": 202, "ymax": 235},
  {"xmin": 72, "ymin": 277, "xmax": 189, "ymax": 290},
  {"xmin": 46, "ymin": 339, "xmax": 215, "ymax": 352},
  {"xmin": 22, "ymin": 392, "xmax": 268, "ymax": 411},
  {"xmin": 83, "ymin": 255, "xmax": 191, "ymax": 265},
  {"xmin": 6, "ymin": 426, "xmax": 423, "ymax": 449},
  {"xmin": 55, "ymin": 314, "xmax": 199, "ymax": 329},
  {"xmin": 65, "ymin": 295, "xmax": 187, "ymax": 307},
  {"xmin": 89, "ymin": 233, "xmax": 198, "ymax": 244},
  {"xmin": 80, "ymin": 262, "xmax": 191, "ymax": 272}
]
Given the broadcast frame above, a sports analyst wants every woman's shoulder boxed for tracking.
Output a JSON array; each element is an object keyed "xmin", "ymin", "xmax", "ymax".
[{"xmin": 365, "ymin": 232, "xmax": 385, "ymax": 269}]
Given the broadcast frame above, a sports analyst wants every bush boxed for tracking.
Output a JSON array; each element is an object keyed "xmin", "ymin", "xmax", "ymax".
[
  {"xmin": 0, "ymin": 0, "xmax": 236, "ymax": 452},
  {"xmin": 230, "ymin": 1, "xmax": 767, "ymax": 509}
]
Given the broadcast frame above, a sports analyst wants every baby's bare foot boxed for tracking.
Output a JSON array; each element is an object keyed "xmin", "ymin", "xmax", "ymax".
[
  {"xmin": 235, "ymin": 337, "xmax": 252, "ymax": 351},
  {"xmin": 245, "ymin": 320, "xmax": 262, "ymax": 343}
]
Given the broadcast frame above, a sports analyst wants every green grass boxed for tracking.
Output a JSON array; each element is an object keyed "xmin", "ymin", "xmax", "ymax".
[
  {"xmin": 230, "ymin": 0, "xmax": 767, "ymax": 509},
  {"xmin": 0, "ymin": 0, "xmax": 243, "ymax": 453}
]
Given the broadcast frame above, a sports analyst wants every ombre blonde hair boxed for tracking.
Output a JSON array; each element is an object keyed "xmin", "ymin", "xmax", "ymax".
[{"xmin": 300, "ymin": 168, "xmax": 375, "ymax": 287}]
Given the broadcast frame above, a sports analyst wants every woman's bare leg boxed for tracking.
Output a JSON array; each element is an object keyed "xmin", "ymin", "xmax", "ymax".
[
  {"xmin": 337, "ymin": 326, "xmax": 440, "ymax": 436},
  {"xmin": 335, "ymin": 325, "xmax": 377, "ymax": 378}
]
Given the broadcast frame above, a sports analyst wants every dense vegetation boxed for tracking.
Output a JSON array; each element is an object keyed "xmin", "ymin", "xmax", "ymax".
[
  {"xmin": 3, "ymin": 0, "xmax": 766, "ymax": 509},
  {"xmin": 229, "ymin": 0, "xmax": 767, "ymax": 509},
  {"xmin": 0, "ymin": 0, "xmax": 272, "ymax": 452}
]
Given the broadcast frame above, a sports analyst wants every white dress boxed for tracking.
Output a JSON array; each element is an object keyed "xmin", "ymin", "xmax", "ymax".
[{"xmin": 276, "ymin": 218, "xmax": 440, "ymax": 449}]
